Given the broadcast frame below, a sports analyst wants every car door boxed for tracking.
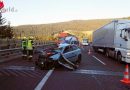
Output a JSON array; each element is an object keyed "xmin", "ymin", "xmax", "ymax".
[
  {"xmin": 71, "ymin": 45, "xmax": 79, "ymax": 61},
  {"xmin": 62, "ymin": 46, "xmax": 75, "ymax": 61}
]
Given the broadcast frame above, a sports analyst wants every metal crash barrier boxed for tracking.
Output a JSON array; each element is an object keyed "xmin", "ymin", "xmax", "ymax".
[
  {"xmin": 0, "ymin": 41, "xmax": 57, "ymax": 62},
  {"xmin": 0, "ymin": 48, "xmax": 21, "ymax": 62}
]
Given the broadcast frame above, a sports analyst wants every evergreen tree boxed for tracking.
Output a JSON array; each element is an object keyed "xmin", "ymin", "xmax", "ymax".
[{"xmin": 0, "ymin": 13, "xmax": 13, "ymax": 38}]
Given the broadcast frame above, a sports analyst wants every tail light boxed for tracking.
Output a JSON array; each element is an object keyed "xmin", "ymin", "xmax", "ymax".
[{"xmin": 47, "ymin": 52, "xmax": 52, "ymax": 55}]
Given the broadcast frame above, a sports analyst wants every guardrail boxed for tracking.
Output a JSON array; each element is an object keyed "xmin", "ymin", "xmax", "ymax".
[
  {"xmin": 0, "ymin": 42, "xmax": 57, "ymax": 62},
  {"xmin": 0, "ymin": 39, "xmax": 56, "ymax": 50},
  {"xmin": 0, "ymin": 48, "xmax": 21, "ymax": 60}
]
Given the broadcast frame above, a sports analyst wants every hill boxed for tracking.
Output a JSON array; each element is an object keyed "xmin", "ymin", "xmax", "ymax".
[{"xmin": 13, "ymin": 17, "xmax": 130, "ymax": 41}]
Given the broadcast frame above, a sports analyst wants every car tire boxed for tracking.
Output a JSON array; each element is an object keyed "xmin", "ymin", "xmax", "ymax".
[{"xmin": 50, "ymin": 61, "xmax": 56, "ymax": 69}]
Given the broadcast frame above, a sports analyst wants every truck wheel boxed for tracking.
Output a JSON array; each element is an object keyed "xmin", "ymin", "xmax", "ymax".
[
  {"xmin": 93, "ymin": 47, "xmax": 98, "ymax": 52},
  {"xmin": 117, "ymin": 54, "xmax": 122, "ymax": 62},
  {"xmin": 105, "ymin": 50, "xmax": 110, "ymax": 57}
]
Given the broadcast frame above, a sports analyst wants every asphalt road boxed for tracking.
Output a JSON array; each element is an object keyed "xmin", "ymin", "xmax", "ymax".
[{"xmin": 0, "ymin": 45, "xmax": 130, "ymax": 90}]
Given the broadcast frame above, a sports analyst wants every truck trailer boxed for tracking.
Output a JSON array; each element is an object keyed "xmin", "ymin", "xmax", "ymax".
[{"xmin": 92, "ymin": 20, "xmax": 130, "ymax": 63}]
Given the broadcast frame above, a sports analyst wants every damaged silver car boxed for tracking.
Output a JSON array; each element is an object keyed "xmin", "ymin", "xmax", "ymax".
[{"xmin": 35, "ymin": 44, "xmax": 82, "ymax": 70}]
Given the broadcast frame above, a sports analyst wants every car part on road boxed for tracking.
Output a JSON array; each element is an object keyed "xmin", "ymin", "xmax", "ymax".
[{"xmin": 58, "ymin": 54, "xmax": 78, "ymax": 70}]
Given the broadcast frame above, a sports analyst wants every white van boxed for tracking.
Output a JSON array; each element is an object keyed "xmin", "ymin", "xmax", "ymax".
[{"xmin": 82, "ymin": 38, "xmax": 89, "ymax": 46}]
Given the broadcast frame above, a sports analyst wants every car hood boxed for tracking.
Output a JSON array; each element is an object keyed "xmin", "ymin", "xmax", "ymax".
[{"xmin": 49, "ymin": 53, "xmax": 61, "ymax": 61}]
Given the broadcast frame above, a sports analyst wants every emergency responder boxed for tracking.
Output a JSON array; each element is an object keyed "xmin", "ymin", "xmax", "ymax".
[
  {"xmin": 27, "ymin": 36, "xmax": 34, "ymax": 60},
  {"xmin": 22, "ymin": 37, "xmax": 27, "ymax": 58}
]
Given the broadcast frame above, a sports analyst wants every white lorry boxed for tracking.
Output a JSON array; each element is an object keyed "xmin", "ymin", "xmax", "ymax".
[{"xmin": 92, "ymin": 20, "xmax": 130, "ymax": 63}]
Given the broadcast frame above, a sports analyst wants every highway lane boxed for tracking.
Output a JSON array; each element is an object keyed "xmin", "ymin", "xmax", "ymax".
[
  {"xmin": 0, "ymin": 54, "xmax": 49, "ymax": 90},
  {"xmin": 0, "ymin": 45, "xmax": 130, "ymax": 90},
  {"xmin": 42, "ymin": 45, "xmax": 130, "ymax": 90}
]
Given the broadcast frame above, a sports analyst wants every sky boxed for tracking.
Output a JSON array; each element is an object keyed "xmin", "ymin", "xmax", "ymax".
[{"xmin": 2, "ymin": 0, "xmax": 130, "ymax": 26}]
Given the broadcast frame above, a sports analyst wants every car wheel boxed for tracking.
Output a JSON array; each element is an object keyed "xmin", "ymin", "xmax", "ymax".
[
  {"xmin": 39, "ymin": 61, "xmax": 46, "ymax": 70},
  {"xmin": 49, "ymin": 61, "xmax": 56, "ymax": 69}
]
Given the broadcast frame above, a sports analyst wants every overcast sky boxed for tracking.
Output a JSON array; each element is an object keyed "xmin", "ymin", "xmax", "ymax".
[{"xmin": 2, "ymin": 0, "xmax": 130, "ymax": 26}]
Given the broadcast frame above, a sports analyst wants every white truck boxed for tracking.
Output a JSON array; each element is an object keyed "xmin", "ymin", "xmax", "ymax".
[{"xmin": 92, "ymin": 20, "xmax": 130, "ymax": 63}]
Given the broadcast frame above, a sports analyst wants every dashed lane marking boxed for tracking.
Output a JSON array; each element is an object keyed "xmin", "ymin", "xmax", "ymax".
[
  {"xmin": 35, "ymin": 68, "xmax": 54, "ymax": 90},
  {"xmin": 74, "ymin": 69, "xmax": 123, "ymax": 76},
  {"xmin": 93, "ymin": 56, "xmax": 106, "ymax": 65}
]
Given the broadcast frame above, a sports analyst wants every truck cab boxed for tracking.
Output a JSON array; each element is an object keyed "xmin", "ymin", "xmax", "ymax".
[{"xmin": 92, "ymin": 20, "xmax": 130, "ymax": 63}]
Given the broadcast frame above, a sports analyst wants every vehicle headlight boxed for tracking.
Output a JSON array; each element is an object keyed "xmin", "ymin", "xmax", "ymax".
[{"xmin": 127, "ymin": 52, "xmax": 130, "ymax": 56}]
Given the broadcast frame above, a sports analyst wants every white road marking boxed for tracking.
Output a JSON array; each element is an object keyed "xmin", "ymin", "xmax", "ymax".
[
  {"xmin": 34, "ymin": 68, "xmax": 54, "ymax": 90},
  {"xmin": 93, "ymin": 56, "xmax": 106, "ymax": 65},
  {"xmin": 74, "ymin": 69, "xmax": 123, "ymax": 76}
]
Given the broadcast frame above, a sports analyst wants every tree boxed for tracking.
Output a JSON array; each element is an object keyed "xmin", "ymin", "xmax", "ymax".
[
  {"xmin": 0, "ymin": 13, "xmax": 13, "ymax": 38},
  {"xmin": 0, "ymin": 13, "xmax": 6, "ymax": 25}
]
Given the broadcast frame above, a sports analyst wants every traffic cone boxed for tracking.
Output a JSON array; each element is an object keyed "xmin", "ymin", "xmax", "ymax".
[
  {"xmin": 88, "ymin": 49, "xmax": 91, "ymax": 55},
  {"xmin": 120, "ymin": 64, "xmax": 130, "ymax": 84}
]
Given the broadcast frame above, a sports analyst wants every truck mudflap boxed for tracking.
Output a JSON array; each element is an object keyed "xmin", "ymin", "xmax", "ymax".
[{"xmin": 58, "ymin": 54, "xmax": 77, "ymax": 70}]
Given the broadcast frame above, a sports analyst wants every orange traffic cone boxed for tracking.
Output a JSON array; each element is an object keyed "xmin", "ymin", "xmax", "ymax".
[
  {"xmin": 88, "ymin": 49, "xmax": 91, "ymax": 55},
  {"xmin": 120, "ymin": 64, "xmax": 130, "ymax": 84}
]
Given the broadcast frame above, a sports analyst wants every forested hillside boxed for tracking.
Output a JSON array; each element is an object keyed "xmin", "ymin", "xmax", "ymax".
[{"xmin": 13, "ymin": 18, "xmax": 130, "ymax": 41}]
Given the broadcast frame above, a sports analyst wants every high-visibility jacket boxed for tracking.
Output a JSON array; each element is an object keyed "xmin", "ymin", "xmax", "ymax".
[
  {"xmin": 22, "ymin": 40, "xmax": 27, "ymax": 49},
  {"xmin": 27, "ymin": 40, "xmax": 34, "ymax": 50}
]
